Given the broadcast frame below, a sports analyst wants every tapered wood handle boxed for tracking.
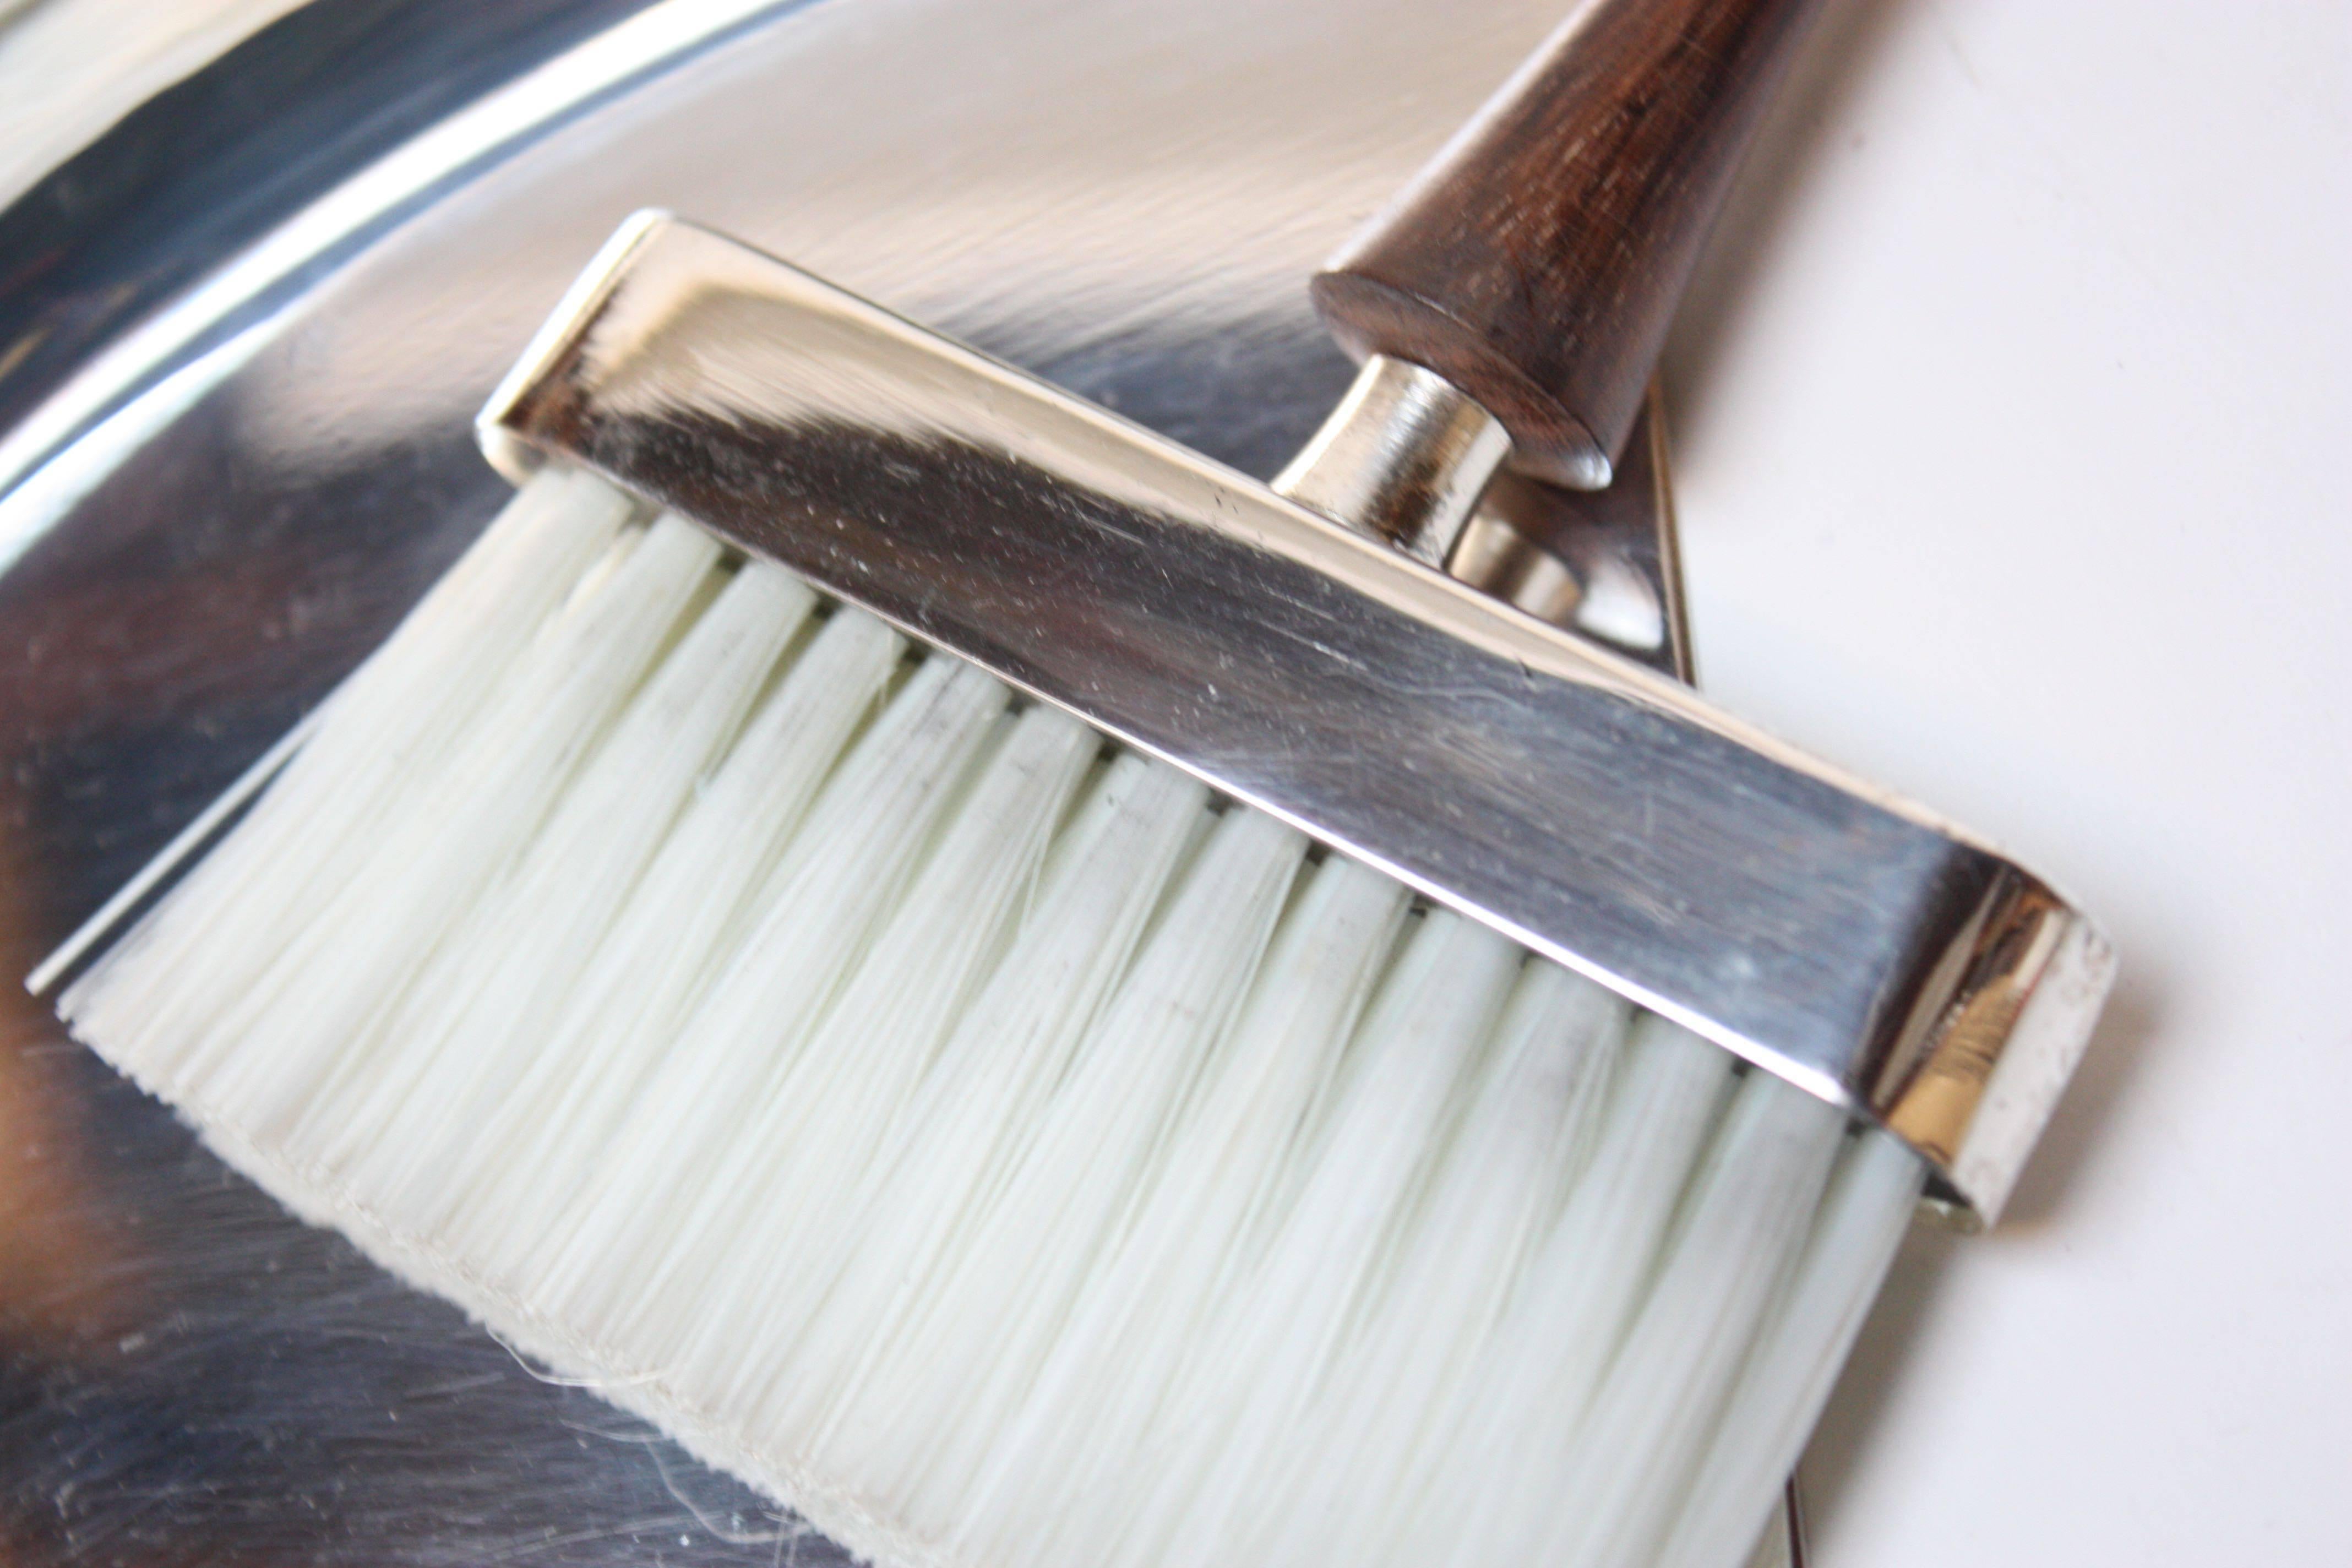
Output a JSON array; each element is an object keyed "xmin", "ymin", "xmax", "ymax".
[{"xmin": 1311, "ymin": 0, "xmax": 1827, "ymax": 488}]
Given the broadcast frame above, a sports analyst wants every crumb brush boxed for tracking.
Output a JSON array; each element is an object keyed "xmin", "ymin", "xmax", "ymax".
[{"xmin": 30, "ymin": 2, "xmax": 2115, "ymax": 1566}]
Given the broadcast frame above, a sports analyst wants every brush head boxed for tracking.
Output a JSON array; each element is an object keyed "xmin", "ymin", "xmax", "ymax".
[{"xmin": 479, "ymin": 211, "xmax": 2110, "ymax": 1226}]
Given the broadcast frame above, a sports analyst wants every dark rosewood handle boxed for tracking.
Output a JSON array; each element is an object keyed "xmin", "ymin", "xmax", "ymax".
[{"xmin": 1311, "ymin": 0, "xmax": 1828, "ymax": 488}]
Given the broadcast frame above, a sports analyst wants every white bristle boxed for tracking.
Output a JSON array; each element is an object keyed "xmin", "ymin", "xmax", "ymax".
[
  {"xmin": 741, "ymin": 749, "xmax": 1212, "ymax": 1447},
  {"xmin": 1233, "ymin": 960, "xmax": 1633, "ymax": 1568},
  {"xmin": 529, "ymin": 652, "xmax": 1010, "ymax": 1338},
  {"xmin": 635, "ymin": 703, "xmax": 1098, "ymax": 1400},
  {"xmin": 59, "ymin": 466, "xmax": 636, "ymax": 1087},
  {"xmin": 810, "ymin": 804, "xmax": 1310, "ymax": 1523},
  {"xmin": 1095, "ymin": 908, "xmax": 1523, "ymax": 1568},
  {"xmin": 439, "ymin": 602, "xmax": 905, "ymax": 1276},
  {"xmin": 1396, "ymin": 1015, "xmax": 1741, "ymax": 1568},
  {"xmin": 953, "ymin": 852, "xmax": 1411, "ymax": 1564},
  {"xmin": 288, "ymin": 558, "xmax": 817, "ymax": 1195},
  {"xmin": 1653, "ymin": 1124, "xmax": 1924, "ymax": 1568},
  {"xmin": 1528, "ymin": 1071, "xmax": 1845, "ymax": 1568},
  {"xmin": 187, "ymin": 509, "xmax": 723, "ymax": 1136},
  {"xmin": 53, "ymin": 469, "xmax": 1929, "ymax": 1568}
]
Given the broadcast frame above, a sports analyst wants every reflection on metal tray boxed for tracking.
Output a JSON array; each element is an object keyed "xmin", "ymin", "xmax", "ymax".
[{"xmin": 0, "ymin": 0, "xmax": 1716, "ymax": 1561}]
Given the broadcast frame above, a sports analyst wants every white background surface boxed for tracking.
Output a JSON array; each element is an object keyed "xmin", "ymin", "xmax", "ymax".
[
  {"xmin": 1660, "ymin": 2, "xmax": 2349, "ymax": 1561},
  {"xmin": 2, "ymin": 0, "xmax": 2344, "ymax": 1561}
]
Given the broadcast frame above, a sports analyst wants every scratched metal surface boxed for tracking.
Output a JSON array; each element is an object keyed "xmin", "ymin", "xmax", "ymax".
[{"xmin": 0, "ymin": 0, "xmax": 1629, "ymax": 1560}]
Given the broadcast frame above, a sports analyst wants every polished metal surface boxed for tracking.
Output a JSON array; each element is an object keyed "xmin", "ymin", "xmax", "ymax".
[
  {"xmin": 1273, "ymin": 353, "xmax": 1511, "ymax": 565},
  {"xmin": 0, "ymin": 2, "xmax": 1798, "ymax": 1558},
  {"xmin": 1454, "ymin": 402, "xmax": 1696, "ymax": 679},
  {"xmin": 483, "ymin": 212, "xmax": 2110, "ymax": 1224}
]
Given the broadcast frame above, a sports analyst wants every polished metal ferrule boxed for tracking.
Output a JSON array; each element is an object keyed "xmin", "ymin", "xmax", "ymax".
[
  {"xmin": 1273, "ymin": 355, "xmax": 1511, "ymax": 566},
  {"xmin": 480, "ymin": 213, "xmax": 2114, "ymax": 1227}
]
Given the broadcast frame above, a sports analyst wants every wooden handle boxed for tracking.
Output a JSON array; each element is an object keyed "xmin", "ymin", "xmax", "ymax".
[{"xmin": 1312, "ymin": 0, "xmax": 1827, "ymax": 488}]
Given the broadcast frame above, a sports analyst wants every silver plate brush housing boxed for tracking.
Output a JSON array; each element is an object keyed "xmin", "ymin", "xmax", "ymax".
[{"xmin": 482, "ymin": 210, "xmax": 2114, "ymax": 1226}]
